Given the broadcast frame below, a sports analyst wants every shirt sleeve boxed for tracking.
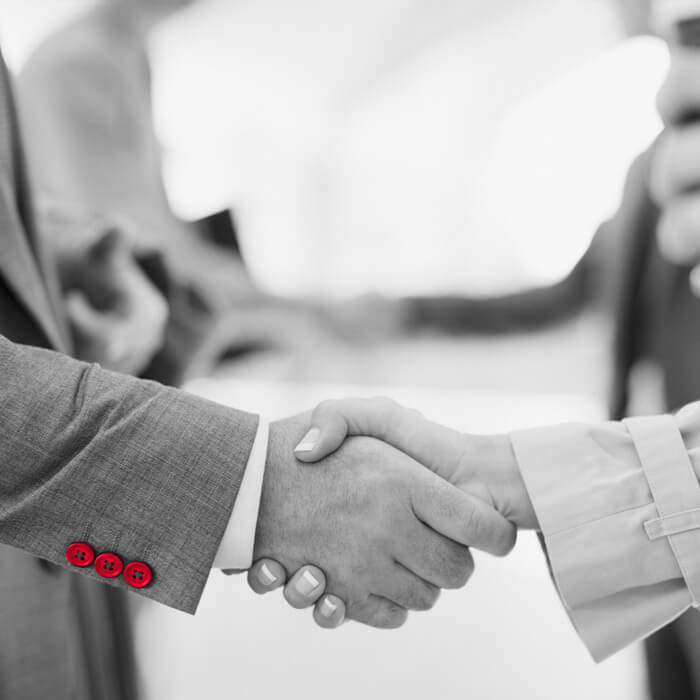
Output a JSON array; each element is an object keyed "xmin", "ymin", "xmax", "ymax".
[
  {"xmin": 510, "ymin": 401, "xmax": 700, "ymax": 662},
  {"xmin": 213, "ymin": 420, "xmax": 269, "ymax": 571}
]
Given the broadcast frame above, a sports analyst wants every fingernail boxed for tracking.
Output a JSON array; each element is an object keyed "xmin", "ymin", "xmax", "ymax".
[
  {"xmin": 258, "ymin": 563, "xmax": 278, "ymax": 586},
  {"xmin": 295, "ymin": 569, "xmax": 321, "ymax": 596},
  {"xmin": 294, "ymin": 427, "xmax": 320, "ymax": 453},
  {"xmin": 319, "ymin": 597, "xmax": 338, "ymax": 618}
]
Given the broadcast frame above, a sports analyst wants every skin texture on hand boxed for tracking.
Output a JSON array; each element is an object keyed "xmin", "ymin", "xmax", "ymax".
[
  {"xmin": 254, "ymin": 414, "xmax": 515, "ymax": 629},
  {"xmin": 295, "ymin": 397, "xmax": 538, "ymax": 530}
]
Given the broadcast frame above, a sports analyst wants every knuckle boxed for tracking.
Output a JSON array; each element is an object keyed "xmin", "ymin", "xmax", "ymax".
[
  {"xmin": 401, "ymin": 585, "xmax": 429, "ymax": 611},
  {"xmin": 373, "ymin": 603, "xmax": 408, "ymax": 629},
  {"xmin": 348, "ymin": 598, "xmax": 408, "ymax": 629},
  {"xmin": 369, "ymin": 396, "xmax": 397, "ymax": 438},
  {"xmin": 460, "ymin": 500, "xmax": 481, "ymax": 543},
  {"xmin": 407, "ymin": 406, "xmax": 424, "ymax": 420},
  {"xmin": 411, "ymin": 584, "xmax": 440, "ymax": 611},
  {"xmin": 371, "ymin": 395, "xmax": 396, "ymax": 410},
  {"xmin": 494, "ymin": 524, "xmax": 517, "ymax": 557},
  {"xmin": 314, "ymin": 399, "xmax": 338, "ymax": 418},
  {"xmin": 443, "ymin": 565, "xmax": 469, "ymax": 590},
  {"xmin": 440, "ymin": 545, "xmax": 474, "ymax": 589}
]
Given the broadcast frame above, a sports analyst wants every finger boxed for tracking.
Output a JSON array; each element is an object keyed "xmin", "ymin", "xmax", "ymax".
[
  {"xmin": 89, "ymin": 228, "xmax": 129, "ymax": 265},
  {"xmin": 657, "ymin": 49, "xmax": 700, "ymax": 127},
  {"xmin": 245, "ymin": 559, "xmax": 287, "ymax": 593},
  {"xmin": 396, "ymin": 528, "xmax": 475, "ymax": 589},
  {"xmin": 373, "ymin": 562, "xmax": 441, "ymax": 611},
  {"xmin": 657, "ymin": 194, "xmax": 700, "ymax": 265},
  {"xmin": 649, "ymin": 125, "xmax": 700, "ymax": 205},
  {"xmin": 411, "ymin": 471, "xmax": 516, "ymax": 556},
  {"xmin": 313, "ymin": 594, "xmax": 346, "ymax": 629},
  {"xmin": 66, "ymin": 291, "xmax": 107, "ymax": 337},
  {"xmin": 283, "ymin": 565, "xmax": 327, "ymax": 609},
  {"xmin": 295, "ymin": 397, "xmax": 465, "ymax": 474},
  {"xmin": 346, "ymin": 595, "xmax": 408, "ymax": 629}
]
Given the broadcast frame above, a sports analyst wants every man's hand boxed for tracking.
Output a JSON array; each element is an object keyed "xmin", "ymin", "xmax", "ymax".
[
  {"xmin": 62, "ymin": 230, "xmax": 168, "ymax": 373},
  {"xmin": 650, "ymin": 46, "xmax": 700, "ymax": 293},
  {"xmin": 252, "ymin": 413, "xmax": 516, "ymax": 629}
]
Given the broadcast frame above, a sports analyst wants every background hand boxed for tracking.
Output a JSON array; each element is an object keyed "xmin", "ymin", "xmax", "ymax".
[{"xmin": 64, "ymin": 229, "xmax": 168, "ymax": 373}]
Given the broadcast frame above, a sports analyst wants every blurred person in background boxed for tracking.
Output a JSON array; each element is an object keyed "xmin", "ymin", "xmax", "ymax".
[
  {"xmin": 18, "ymin": 0, "xmax": 363, "ymax": 384},
  {"xmin": 615, "ymin": 3, "xmax": 700, "ymax": 698}
]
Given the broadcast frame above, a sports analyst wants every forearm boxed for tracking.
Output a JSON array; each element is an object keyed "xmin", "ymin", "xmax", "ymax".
[
  {"xmin": 481, "ymin": 404, "xmax": 700, "ymax": 660},
  {"xmin": 0, "ymin": 334, "xmax": 258, "ymax": 612}
]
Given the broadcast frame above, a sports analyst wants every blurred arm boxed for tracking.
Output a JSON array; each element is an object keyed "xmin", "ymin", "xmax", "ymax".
[{"xmin": 402, "ymin": 238, "xmax": 599, "ymax": 334}]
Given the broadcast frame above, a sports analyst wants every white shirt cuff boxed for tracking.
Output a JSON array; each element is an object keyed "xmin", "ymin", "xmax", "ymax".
[{"xmin": 213, "ymin": 419, "xmax": 269, "ymax": 570}]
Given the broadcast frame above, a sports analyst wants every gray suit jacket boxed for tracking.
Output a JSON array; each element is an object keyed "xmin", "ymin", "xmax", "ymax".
[{"xmin": 0, "ymin": 52, "xmax": 258, "ymax": 699}]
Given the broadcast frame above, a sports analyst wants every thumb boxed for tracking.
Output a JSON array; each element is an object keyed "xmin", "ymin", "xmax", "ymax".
[
  {"xmin": 293, "ymin": 396, "xmax": 400, "ymax": 462},
  {"xmin": 294, "ymin": 412, "xmax": 350, "ymax": 463}
]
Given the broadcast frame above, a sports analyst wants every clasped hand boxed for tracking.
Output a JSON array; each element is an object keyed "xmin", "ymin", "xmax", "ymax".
[{"xmin": 233, "ymin": 398, "xmax": 536, "ymax": 629}]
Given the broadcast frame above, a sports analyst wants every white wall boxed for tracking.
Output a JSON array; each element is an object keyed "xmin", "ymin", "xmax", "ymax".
[{"xmin": 0, "ymin": 1, "xmax": 667, "ymax": 298}]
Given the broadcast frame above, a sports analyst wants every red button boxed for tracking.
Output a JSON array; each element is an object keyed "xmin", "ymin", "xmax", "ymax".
[
  {"xmin": 94, "ymin": 552, "xmax": 123, "ymax": 578},
  {"xmin": 66, "ymin": 542, "xmax": 95, "ymax": 567},
  {"xmin": 124, "ymin": 561, "xmax": 152, "ymax": 588}
]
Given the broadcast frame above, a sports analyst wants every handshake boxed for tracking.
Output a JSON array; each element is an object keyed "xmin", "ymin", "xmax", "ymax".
[{"xmin": 235, "ymin": 397, "xmax": 539, "ymax": 629}]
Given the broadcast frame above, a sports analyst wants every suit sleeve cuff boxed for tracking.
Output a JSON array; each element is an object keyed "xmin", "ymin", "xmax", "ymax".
[
  {"xmin": 511, "ymin": 418, "xmax": 696, "ymax": 662},
  {"xmin": 213, "ymin": 420, "xmax": 269, "ymax": 570}
]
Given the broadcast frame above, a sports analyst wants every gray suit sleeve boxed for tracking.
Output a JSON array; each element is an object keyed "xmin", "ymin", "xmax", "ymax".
[{"xmin": 0, "ymin": 334, "xmax": 258, "ymax": 613}]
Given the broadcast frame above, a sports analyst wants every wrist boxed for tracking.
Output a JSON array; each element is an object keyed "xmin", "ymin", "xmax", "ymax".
[{"xmin": 464, "ymin": 433, "xmax": 539, "ymax": 530}]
